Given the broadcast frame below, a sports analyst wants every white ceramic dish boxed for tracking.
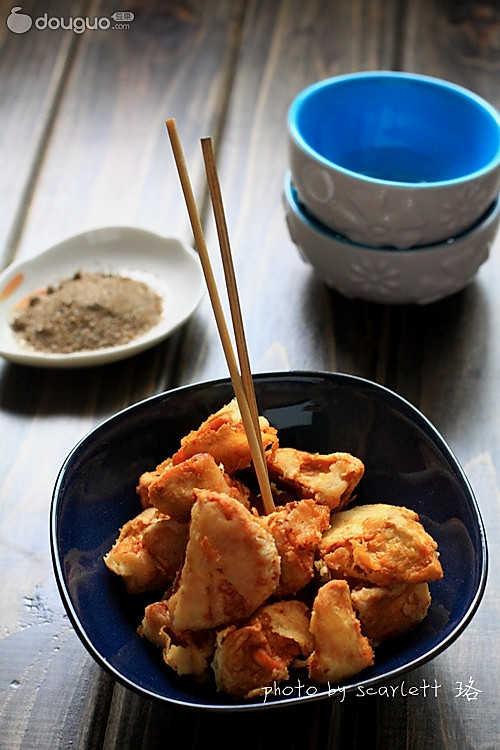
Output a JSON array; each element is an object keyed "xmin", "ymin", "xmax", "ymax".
[
  {"xmin": 283, "ymin": 173, "xmax": 500, "ymax": 305},
  {"xmin": 0, "ymin": 227, "xmax": 204, "ymax": 368},
  {"xmin": 288, "ymin": 72, "xmax": 500, "ymax": 248}
]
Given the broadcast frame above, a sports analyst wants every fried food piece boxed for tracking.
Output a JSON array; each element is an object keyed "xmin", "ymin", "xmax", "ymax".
[
  {"xmin": 212, "ymin": 600, "xmax": 313, "ymax": 699},
  {"xmin": 319, "ymin": 503, "xmax": 443, "ymax": 586},
  {"xmin": 255, "ymin": 600, "xmax": 314, "ymax": 658},
  {"xmin": 103, "ymin": 507, "xmax": 188, "ymax": 594},
  {"xmin": 139, "ymin": 601, "xmax": 215, "ymax": 679},
  {"xmin": 172, "ymin": 398, "xmax": 279, "ymax": 474},
  {"xmin": 212, "ymin": 624, "xmax": 284, "ymax": 699},
  {"xmin": 141, "ymin": 515, "xmax": 189, "ymax": 579},
  {"xmin": 260, "ymin": 499, "xmax": 330, "ymax": 597},
  {"xmin": 136, "ymin": 458, "xmax": 172, "ymax": 508},
  {"xmin": 308, "ymin": 580, "xmax": 374, "ymax": 684},
  {"xmin": 351, "ymin": 583, "xmax": 431, "ymax": 644},
  {"xmin": 167, "ymin": 490, "xmax": 280, "ymax": 632},
  {"xmin": 139, "ymin": 600, "xmax": 171, "ymax": 648},
  {"xmin": 146, "ymin": 452, "xmax": 250, "ymax": 520},
  {"xmin": 267, "ymin": 448, "xmax": 364, "ymax": 510}
]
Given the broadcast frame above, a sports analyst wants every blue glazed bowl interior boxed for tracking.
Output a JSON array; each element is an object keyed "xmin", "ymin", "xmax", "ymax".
[
  {"xmin": 289, "ymin": 72, "xmax": 500, "ymax": 184},
  {"xmin": 51, "ymin": 372, "xmax": 487, "ymax": 711}
]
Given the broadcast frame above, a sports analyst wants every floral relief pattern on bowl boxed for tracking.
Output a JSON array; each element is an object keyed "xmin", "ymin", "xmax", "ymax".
[
  {"xmin": 345, "ymin": 258, "xmax": 402, "ymax": 298},
  {"xmin": 297, "ymin": 161, "xmax": 500, "ymax": 249},
  {"xmin": 300, "ymin": 163, "xmax": 428, "ymax": 248},
  {"xmin": 301, "ymin": 163, "xmax": 336, "ymax": 203},
  {"xmin": 283, "ymin": 172, "xmax": 500, "ymax": 305},
  {"xmin": 437, "ymin": 178, "xmax": 499, "ymax": 233},
  {"xmin": 334, "ymin": 237, "xmax": 491, "ymax": 305},
  {"xmin": 414, "ymin": 236, "xmax": 492, "ymax": 304}
]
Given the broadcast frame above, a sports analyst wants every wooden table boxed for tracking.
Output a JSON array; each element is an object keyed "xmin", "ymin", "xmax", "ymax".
[{"xmin": 1, "ymin": 1, "xmax": 499, "ymax": 747}]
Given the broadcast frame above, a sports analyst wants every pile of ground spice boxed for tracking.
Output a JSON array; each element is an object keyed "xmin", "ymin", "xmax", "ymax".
[{"xmin": 10, "ymin": 271, "xmax": 163, "ymax": 354}]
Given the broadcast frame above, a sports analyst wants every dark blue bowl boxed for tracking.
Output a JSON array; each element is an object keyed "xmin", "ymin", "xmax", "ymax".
[{"xmin": 50, "ymin": 371, "xmax": 487, "ymax": 711}]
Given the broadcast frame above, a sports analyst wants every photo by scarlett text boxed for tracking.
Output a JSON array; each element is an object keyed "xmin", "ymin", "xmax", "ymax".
[{"xmin": 261, "ymin": 677, "xmax": 482, "ymax": 703}]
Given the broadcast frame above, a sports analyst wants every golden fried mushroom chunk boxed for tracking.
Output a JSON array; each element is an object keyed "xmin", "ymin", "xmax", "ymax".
[
  {"xmin": 254, "ymin": 600, "xmax": 314, "ymax": 659},
  {"xmin": 212, "ymin": 624, "xmax": 284, "ymax": 699},
  {"xmin": 147, "ymin": 452, "xmax": 249, "ymax": 520},
  {"xmin": 351, "ymin": 583, "xmax": 431, "ymax": 644},
  {"xmin": 164, "ymin": 630, "xmax": 215, "ymax": 680},
  {"xmin": 167, "ymin": 490, "xmax": 280, "ymax": 632},
  {"xmin": 212, "ymin": 601, "xmax": 312, "ymax": 699},
  {"xmin": 139, "ymin": 601, "xmax": 215, "ymax": 679},
  {"xmin": 267, "ymin": 448, "xmax": 364, "ymax": 511},
  {"xmin": 308, "ymin": 580, "xmax": 374, "ymax": 684},
  {"xmin": 136, "ymin": 458, "xmax": 172, "ymax": 509},
  {"xmin": 260, "ymin": 499, "xmax": 330, "ymax": 597},
  {"xmin": 172, "ymin": 398, "xmax": 278, "ymax": 474},
  {"xmin": 103, "ymin": 507, "xmax": 188, "ymax": 594},
  {"xmin": 139, "ymin": 600, "xmax": 171, "ymax": 648},
  {"xmin": 319, "ymin": 503, "xmax": 443, "ymax": 586},
  {"xmin": 141, "ymin": 516, "xmax": 189, "ymax": 579}
]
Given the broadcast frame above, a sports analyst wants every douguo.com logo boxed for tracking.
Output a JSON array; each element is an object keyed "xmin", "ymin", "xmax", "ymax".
[
  {"xmin": 6, "ymin": 6, "xmax": 134, "ymax": 34},
  {"xmin": 6, "ymin": 6, "xmax": 31, "ymax": 32}
]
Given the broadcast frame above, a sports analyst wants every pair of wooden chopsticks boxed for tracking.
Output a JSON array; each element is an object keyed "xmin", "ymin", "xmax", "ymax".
[{"xmin": 166, "ymin": 118, "xmax": 275, "ymax": 515}]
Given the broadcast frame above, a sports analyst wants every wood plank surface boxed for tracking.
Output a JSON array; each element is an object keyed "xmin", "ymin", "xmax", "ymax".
[
  {"xmin": 176, "ymin": 4, "xmax": 500, "ymax": 747},
  {"xmin": 1, "ymin": 0, "xmax": 499, "ymax": 748},
  {"xmin": 0, "ymin": 2, "xmax": 248, "ymax": 747},
  {"xmin": 12, "ymin": 0, "xmax": 246, "ymax": 261},
  {"xmin": 380, "ymin": 2, "xmax": 500, "ymax": 747},
  {"xmin": 0, "ymin": 0, "xmax": 86, "ymax": 268},
  {"xmin": 178, "ymin": 0, "xmax": 400, "ymax": 384}
]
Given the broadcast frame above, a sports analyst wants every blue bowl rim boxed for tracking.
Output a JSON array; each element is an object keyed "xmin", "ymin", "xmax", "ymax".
[
  {"xmin": 288, "ymin": 70, "xmax": 500, "ymax": 188},
  {"xmin": 50, "ymin": 370, "xmax": 489, "ymax": 712},
  {"xmin": 284, "ymin": 170, "xmax": 500, "ymax": 252}
]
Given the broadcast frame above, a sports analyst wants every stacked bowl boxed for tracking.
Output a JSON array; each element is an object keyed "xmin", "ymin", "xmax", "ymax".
[{"xmin": 285, "ymin": 71, "xmax": 500, "ymax": 304}]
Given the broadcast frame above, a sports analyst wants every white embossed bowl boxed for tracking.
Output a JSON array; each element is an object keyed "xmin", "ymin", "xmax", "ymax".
[
  {"xmin": 283, "ymin": 173, "xmax": 500, "ymax": 305},
  {"xmin": 288, "ymin": 72, "xmax": 500, "ymax": 248}
]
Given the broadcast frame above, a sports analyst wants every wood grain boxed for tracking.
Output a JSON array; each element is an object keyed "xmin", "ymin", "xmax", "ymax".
[
  {"xmin": 0, "ymin": 1, "xmax": 247, "ymax": 746},
  {"xmin": 11, "ymin": 0, "xmax": 247, "ymax": 261},
  {"xmin": 178, "ymin": 0, "xmax": 401, "ymax": 384},
  {"xmin": 0, "ymin": 0, "xmax": 86, "ymax": 268}
]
